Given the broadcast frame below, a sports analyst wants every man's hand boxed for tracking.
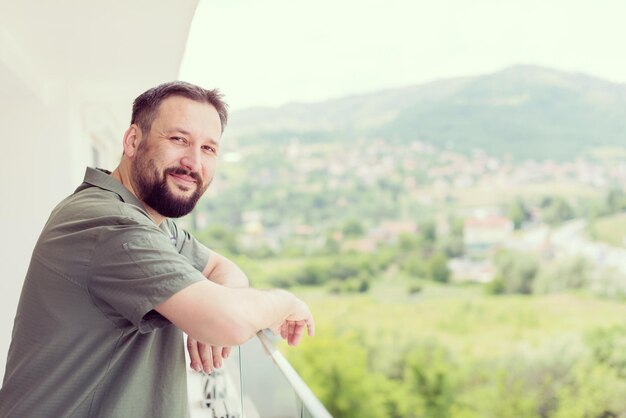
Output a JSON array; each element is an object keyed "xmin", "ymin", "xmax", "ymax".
[
  {"xmin": 272, "ymin": 296, "xmax": 315, "ymax": 346},
  {"xmin": 186, "ymin": 335, "xmax": 231, "ymax": 373}
]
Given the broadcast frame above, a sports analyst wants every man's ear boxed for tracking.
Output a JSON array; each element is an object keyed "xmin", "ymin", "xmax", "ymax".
[{"xmin": 122, "ymin": 125, "xmax": 142, "ymax": 158}]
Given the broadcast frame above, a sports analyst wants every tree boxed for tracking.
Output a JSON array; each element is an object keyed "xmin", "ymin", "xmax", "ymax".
[
  {"xmin": 541, "ymin": 197, "xmax": 575, "ymax": 225},
  {"xmin": 418, "ymin": 220, "xmax": 437, "ymax": 245},
  {"xmin": 438, "ymin": 235, "xmax": 464, "ymax": 258},
  {"xmin": 286, "ymin": 333, "xmax": 390, "ymax": 418},
  {"xmin": 195, "ymin": 224, "xmax": 239, "ymax": 255},
  {"xmin": 490, "ymin": 250, "xmax": 539, "ymax": 294},
  {"xmin": 343, "ymin": 220, "xmax": 365, "ymax": 238},
  {"xmin": 403, "ymin": 342, "xmax": 457, "ymax": 418},
  {"xmin": 398, "ymin": 233, "xmax": 422, "ymax": 252},
  {"xmin": 295, "ymin": 261, "xmax": 330, "ymax": 285},
  {"xmin": 428, "ymin": 253, "xmax": 450, "ymax": 283},
  {"xmin": 606, "ymin": 188, "xmax": 626, "ymax": 214},
  {"xmin": 508, "ymin": 199, "xmax": 531, "ymax": 229},
  {"xmin": 403, "ymin": 257, "xmax": 426, "ymax": 278}
]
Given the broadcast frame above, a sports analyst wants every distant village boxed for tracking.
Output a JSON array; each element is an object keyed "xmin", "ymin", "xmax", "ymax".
[{"xmin": 192, "ymin": 137, "xmax": 626, "ymax": 285}]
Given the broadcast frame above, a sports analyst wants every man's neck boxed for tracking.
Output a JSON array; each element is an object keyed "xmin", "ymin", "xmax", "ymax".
[{"xmin": 111, "ymin": 163, "xmax": 166, "ymax": 226}]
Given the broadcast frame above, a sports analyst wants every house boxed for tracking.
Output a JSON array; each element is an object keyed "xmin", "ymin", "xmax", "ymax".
[
  {"xmin": 448, "ymin": 258, "xmax": 495, "ymax": 283},
  {"xmin": 464, "ymin": 215, "xmax": 514, "ymax": 255},
  {"xmin": 370, "ymin": 220, "xmax": 417, "ymax": 245}
]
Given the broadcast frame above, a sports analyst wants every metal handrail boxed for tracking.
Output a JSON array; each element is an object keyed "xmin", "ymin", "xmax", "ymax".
[{"xmin": 256, "ymin": 330, "xmax": 334, "ymax": 418}]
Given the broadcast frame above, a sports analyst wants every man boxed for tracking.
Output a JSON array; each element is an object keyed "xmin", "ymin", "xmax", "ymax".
[{"xmin": 0, "ymin": 82, "xmax": 314, "ymax": 417}]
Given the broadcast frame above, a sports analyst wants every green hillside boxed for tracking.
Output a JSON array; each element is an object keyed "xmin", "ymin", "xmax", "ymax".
[{"xmin": 229, "ymin": 65, "xmax": 626, "ymax": 160}]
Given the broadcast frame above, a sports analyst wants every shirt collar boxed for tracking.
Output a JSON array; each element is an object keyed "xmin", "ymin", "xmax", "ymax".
[{"xmin": 80, "ymin": 167, "xmax": 148, "ymax": 212}]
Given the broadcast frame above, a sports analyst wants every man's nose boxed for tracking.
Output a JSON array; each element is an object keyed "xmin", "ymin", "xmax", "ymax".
[{"xmin": 180, "ymin": 146, "xmax": 202, "ymax": 172}]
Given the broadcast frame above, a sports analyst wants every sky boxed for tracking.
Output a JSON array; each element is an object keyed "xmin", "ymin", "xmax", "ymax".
[{"xmin": 180, "ymin": 0, "xmax": 626, "ymax": 110}]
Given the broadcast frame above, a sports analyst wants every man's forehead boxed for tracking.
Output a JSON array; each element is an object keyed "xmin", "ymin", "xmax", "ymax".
[
  {"xmin": 155, "ymin": 95, "xmax": 217, "ymax": 117},
  {"xmin": 152, "ymin": 96, "xmax": 221, "ymax": 134}
]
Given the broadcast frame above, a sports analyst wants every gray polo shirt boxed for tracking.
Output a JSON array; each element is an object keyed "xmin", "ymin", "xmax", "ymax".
[{"xmin": 0, "ymin": 167, "xmax": 209, "ymax": 417}]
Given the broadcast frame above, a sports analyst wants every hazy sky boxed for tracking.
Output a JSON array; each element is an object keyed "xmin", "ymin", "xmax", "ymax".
[{"xmin": 180, "ymin": 0, "xmax": 626, "ymax": 110}]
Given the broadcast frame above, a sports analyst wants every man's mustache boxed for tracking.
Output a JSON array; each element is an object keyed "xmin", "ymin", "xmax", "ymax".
[{"xmin": 164, "ymin": 167, "xmax": 202, "ymax": 186}]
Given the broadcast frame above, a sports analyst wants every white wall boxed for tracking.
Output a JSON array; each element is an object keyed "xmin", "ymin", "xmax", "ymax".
[
  {"xmin": 0, "ymin": 73, "xmax": 76, "ymax": 378},
  {"xmin": 0, "ymin": 0, "xmax": 198, "ymax": 382}
]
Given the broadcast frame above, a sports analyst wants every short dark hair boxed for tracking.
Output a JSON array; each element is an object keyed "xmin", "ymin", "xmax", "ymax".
[{"xmin": 131, "ymin": 81, "xmax": 228, "ymax": 134}]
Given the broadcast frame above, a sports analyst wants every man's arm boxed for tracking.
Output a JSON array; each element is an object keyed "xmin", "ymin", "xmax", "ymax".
[
  {"xmin": 202, "ymin": 250, "xmax": 249, "ymax": 288},
  {"xmin": 183, "ymin": 249, "xmax": 312, "ymax": 373},
  {"xmin": 187, "ymin": 250, "xmax": 251, "ymax": 372},
  {"xmin": 155, "ymin": 280, "xmax": 314, "ymax": 347}
]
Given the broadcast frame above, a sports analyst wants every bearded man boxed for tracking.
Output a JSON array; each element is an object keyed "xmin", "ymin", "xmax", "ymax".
[{"xmin": 0, "ymin": 82, "xmax": 314, "ymax": 417}]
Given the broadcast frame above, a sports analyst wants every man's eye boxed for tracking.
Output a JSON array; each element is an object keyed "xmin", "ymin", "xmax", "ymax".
[
  {"xmin": 202, "ymin": 145, "xmax": 217, "ymax": 154},
  {"xmin": 171, "ymin": 136, "xmax": 186, "ymax": 143}
]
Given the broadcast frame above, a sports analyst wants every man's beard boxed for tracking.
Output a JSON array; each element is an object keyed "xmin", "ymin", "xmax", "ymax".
[{"xmin": 131, "ymin": 146, "xmax": 207, "ymax": 218}]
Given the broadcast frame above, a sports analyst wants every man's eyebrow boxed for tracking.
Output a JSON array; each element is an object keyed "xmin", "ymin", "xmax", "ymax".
[{"xmin": 167, "ymin": 127, "xmax": 192, "ymax": 136}]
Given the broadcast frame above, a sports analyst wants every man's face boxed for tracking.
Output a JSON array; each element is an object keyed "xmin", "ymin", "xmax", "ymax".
[{"xmin": 130, "ymin": 96, "xmax": 222, "ymax": 218}]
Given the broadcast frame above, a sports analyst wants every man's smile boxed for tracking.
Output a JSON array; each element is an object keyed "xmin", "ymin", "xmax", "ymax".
[
  {"xmin": 165, "ymin": 167, "xmax": 202, "ymax": 191},
  {"xmin": 169, "ymin": 172, "xmax": 197, "ymax": 186}
]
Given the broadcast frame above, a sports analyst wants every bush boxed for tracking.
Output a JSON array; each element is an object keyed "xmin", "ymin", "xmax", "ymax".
[
  {"xmin": 269, "ymin": 275, "xmax": 293, "ymax": 288},
  {"xmin": 533, "ymin": 257, "xmax": 590, "ymax": 294},
  {"xmin": 327, "ymin": 276, "xmax": 370, "ymax": 294},
  {"xmin": 590, "ymin": 267, "xmax": 626, "ymax": 299},
  {"xmin": 586, "ymin": 323, "xmax": 626, "ymax": 379},
  {"xmin": 486, "ymin": 277, "xmax": 506, "ymax": 295},
  {"xmin": 295, "ymin": 262, "xmax": 329, "ymax": 285},
  {"xmin": 408, "ymin": 284, "xmax": 422, "ymax": 295}
]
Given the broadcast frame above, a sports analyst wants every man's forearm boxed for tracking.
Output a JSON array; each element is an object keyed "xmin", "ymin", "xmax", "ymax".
[
  {"xmin": 202, "ymin": 251, "xmax": 249, "ymax": 288},
  {"xmin": 156, "ymin": 281, "xmax": 313, "ymax": 347}
]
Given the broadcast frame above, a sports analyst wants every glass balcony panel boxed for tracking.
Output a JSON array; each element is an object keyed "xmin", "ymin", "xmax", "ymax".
[{"xmin": 188, "ymin": 331, "xmax": 332, "ymax": 418}]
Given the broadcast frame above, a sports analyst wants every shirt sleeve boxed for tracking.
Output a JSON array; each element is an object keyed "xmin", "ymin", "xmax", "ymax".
[
  {"xmin": 166, "ymin": 218, "xmax": 211, "ymax": 272},
  {"xmin": 88, "ymin": 220, "xmax": 206, "ymax": 333}
]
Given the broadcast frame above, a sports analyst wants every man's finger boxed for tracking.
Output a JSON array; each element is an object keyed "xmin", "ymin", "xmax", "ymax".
[
  {"xmin": 211, "ymin": 345, "xmax": 223, "ymax": 369},
  {"xmin": 288, "ymin": 321, "xmax": 295, "ymax": 342},
  {"xmin": 198, "ymin": 342, "xmax": 214, "ymax": 374},
  {"xmin": 280, "ymin": 322, "xmax": 288, "ymax": 340},
  {"xmin": 187, "ymin": 336, "xmax": 202, "ymax": 372},
  {"xmin": 222, "ymin": 346, "xmax": 231, "ymax": 360},
  {"xmin": 289, "ymin": 321, "xmax": 305, "ymax": 346},
  {"xmin": 306, "ymin": 316, "xmax": 315, "ymax": 337},
  {"xmin": 287, "ymin": 321, "xmax": 296, "ymax": 346}
]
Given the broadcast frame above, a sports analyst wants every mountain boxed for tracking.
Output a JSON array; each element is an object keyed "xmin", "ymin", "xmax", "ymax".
[{"xmin": 228, "ymin": 66, "xmax": 626, "ymax": 160}]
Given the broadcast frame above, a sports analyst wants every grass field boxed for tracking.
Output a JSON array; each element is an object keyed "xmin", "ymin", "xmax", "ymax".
[
  {"xmin": 249, "ymin": 263, "xmax": 626, "ymax": 359},
  {"xmin": 290, "ymin": 278, "xmax": 626, "ymax": 368}
]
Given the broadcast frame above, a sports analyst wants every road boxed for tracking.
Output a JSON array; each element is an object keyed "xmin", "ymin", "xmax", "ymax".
[{"xmin": 550, "ymin": 219, "xmax": 626, "ymax": 275}]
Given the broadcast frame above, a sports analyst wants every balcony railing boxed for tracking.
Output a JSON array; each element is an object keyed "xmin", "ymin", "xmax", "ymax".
[{"xmin": 188, "ymin": 330, "xmax": 334, "ymax": 418}]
